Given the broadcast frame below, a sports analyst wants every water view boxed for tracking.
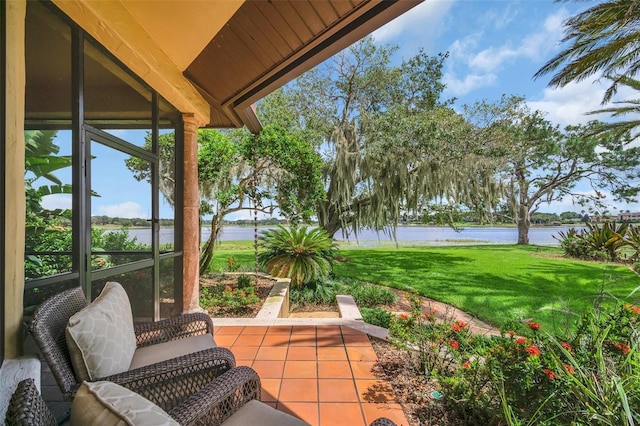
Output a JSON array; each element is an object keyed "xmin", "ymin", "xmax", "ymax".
[{"xmin": 129, "ymin": 225, "xmax": 580, "ymax": 247}]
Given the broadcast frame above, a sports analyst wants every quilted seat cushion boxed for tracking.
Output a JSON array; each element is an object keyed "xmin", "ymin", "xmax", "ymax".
[
  {"xmin": 221, "ymin": 400, "xmax": 310, "ymax": 426},
  {"xmin": 66, "ymin": 282, "xmax": 137, "ymax": 381},
  {"xmin": 70, "ymin": 381, "xmax": 179, "ymax": 425},
  {"xmin": 129, "ymin": 333, "xmax": 216, "ymax": 370}
]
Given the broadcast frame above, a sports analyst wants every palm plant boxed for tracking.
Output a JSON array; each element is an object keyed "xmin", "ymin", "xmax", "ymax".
[
  {"xmin": 579, "ymin": 222, "xmax": 629, "ymax": 261},
  {"xmin": 257, "ymin": 225, "xmax": 338, "ymax": 287},
  {"xmin": 534, "ymin": 0, "xmax": 640, "ymax": 104},
  {"xmin": 624, "ymin": 224, "xmax": 640, "ymax": 261},
  {"xmin": 587, "ymin": 76, "xmax": 640, "ymax": 142}
]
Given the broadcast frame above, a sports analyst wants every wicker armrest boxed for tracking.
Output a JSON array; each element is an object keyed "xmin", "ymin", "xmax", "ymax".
[
  {"xmin": 370, "ymin": 418, "xmax": 397, "ymax": 426},
  {"xmin": 99, "ymin": 347, "xmax": 236, "ymax": 411},
  {"xmin": 168, "ymin": 366, "xmax": 261, "ymax": 426},
  {"xmin": 5, "ymin": 379, "xmax": 57, "ymax": 426},
  {"xmin": 134, "ymin": 312, "xmax": 214, "ymax": 347}
]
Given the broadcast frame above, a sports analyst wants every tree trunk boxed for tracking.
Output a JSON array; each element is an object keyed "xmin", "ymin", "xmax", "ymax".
[
  {"xmin": 517, "ymin": 204, "xmax": 530, "ymax": 245},
  {"xmin": 199, "ymin": 215, "xmax": 222, "ymax": 274}
]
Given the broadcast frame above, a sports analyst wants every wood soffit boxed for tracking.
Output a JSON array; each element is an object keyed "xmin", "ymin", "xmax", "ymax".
[
  {"xmin": 45, "ymin": 0, "xmax": 423, "ymax": 132},
  {"xmin": 185, "ymin": 0, "xmax": 422, "ymax": 131}
]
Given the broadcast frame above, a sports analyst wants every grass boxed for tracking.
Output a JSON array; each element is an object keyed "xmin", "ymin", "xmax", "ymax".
[
  {"xmin": 207, "ymin": 242, "xmax": 640, "ymax": 333},
  {"xmin": 334, "ymin": 245, "xmax": 640, "ymax": 333}
]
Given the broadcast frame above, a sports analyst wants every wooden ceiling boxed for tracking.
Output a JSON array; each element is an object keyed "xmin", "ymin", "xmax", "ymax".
[
  {"xmin": 185, "ymin": 0, "xmax": 422, "ymax": 130},
  {"xmin": 41, "ymin": 0, "xmax": 423, "ymax": 131}
]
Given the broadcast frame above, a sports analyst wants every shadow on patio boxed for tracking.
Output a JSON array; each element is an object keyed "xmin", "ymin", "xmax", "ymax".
[{"xmin": 30, "ymin": 325, "xmax": 409, "ymax": 426}]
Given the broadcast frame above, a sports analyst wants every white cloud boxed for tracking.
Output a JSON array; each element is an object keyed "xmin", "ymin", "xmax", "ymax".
[
  {"xmin": 447, "ymin": 34, "xmax": 481, "ymax": 63},
  {"xmin": 41, "ymin": 194, "xmax": 72, "ymax": 211},
  {"xmin": 528, "ymin": 75, "xmax": 639, "ymax": 127},
  {"xmin": 372, "ymin": 1, "xmax": 455, "ymax": 43},
  {"xmin": 444, "ymin": 72, "xmax": 496, "ymax": 96},
  {"xmin": 546, "ymin": 191, "xmax": 640, "ymax": 215},
  {"xmin": 469, "ymin": 9, "xmax": 568, "ymax": 73},
  {"xmin": 481, "ymin": 4, "xmax": 518, "ymax": 30},
  {"xmin": 97, "ymin": 202, "xmax": 148, "ymax": 219}
]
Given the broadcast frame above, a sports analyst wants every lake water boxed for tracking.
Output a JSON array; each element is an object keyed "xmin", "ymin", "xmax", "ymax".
[{"xmin": 129, "ymin": 225, "xmax": 582, "ymax": 246}]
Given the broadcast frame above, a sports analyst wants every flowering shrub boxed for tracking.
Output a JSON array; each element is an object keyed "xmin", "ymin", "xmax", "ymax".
[
  {"xmin": 200, "ymin": 285, "xmax": 259, "ymax": 314},
  {"xmin": 389, "ymin": 296, "xmax": 640, "ymax": 425}
]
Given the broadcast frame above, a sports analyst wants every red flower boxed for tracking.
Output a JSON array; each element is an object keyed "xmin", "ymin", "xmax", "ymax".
[
  {"xmin": 612, "ymin": 341, "xmax": 631, "ymax": 355},
  {"xmin": 563, "ymin": 364, "xmax": 575, "ymax": 374},
  {"xmin": 542, "ymin": 368, "xmax": 555, "ymax": 380},
  {"xmin": 224, "ymin": 285, "xmax": 233, "ymax": 292},
  {"xmin": 625, "ymin": 304, "xmax": 640, "ymax": 315},
  {"xmin": 561, "ymin": 342, "xmax": 573, "ymax": 352},
  {"xmin": 515, "ymin": 337, "xmax": 527, "ymax": 345},
  {"xmin": 449, "ymin": 321, "xmax": 467, "ymax": 332},
  {"xmin": 422, "ymin": 312, "xmax": 430, "ymax": 319},
  {"xmin": 462, "ymin": 361, "xmax": 471, "ymax": 368},
  {"xmin": 399, "ymin": 314, "xmax": 408, "ymax": 320},
  {"xmin": 449, "ymin": 339, "xmax": 459, "ymax": 351},
  {"xmin": 525, "ymin": 345, "xmax": 541, "ymax": 357},
  {"xmin": 526, "ymin": 322, "xmax": 541, "ymax": 331},
  {"xmin": 506, "ymin": 330, "xmax": 516, "ymax": 338}
]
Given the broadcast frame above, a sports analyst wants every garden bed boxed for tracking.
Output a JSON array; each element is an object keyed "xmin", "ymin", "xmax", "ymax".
[
  {"xmin": 199, "ymin": 273, "xmax": 342, "ymax": 318},
  {"xmin": 371, "ymin": 338, "xmax": 453, "ymax": 426},
  {"xmin": 199, "ymin": 274, "xmax": 275, "ymax": 318}
]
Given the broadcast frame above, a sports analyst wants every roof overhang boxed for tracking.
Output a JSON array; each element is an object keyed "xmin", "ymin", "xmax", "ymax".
[{"xmin": 51, "ymin": 0, "xmax": 423, "ymax": 132}]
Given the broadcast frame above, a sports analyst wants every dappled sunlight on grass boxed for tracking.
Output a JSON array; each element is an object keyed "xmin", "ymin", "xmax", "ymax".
[
  {"xmin": 333, "ymin": 245, "xmax": 639, "ymax": 333},
  {"xmin": 207, "ymin": 242, "xmax": 640, "ymax": 333}
]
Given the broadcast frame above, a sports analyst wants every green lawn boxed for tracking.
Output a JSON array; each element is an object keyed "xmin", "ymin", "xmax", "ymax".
[
  {"xmin": 208, "ymin": 242, "xmax": 640, "ymax": 333},
  {"xmin": 334, "ymin": 245, "xmax": 640, "ymax": 332}
]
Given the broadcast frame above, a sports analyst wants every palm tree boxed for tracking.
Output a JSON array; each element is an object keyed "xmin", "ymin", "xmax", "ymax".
[
  {"xmin": 534, "ymin": 0, "xmax": 640, "ymax": 104},
  {"xmin": 258, "ymin": 226, "xmax": 338, "ymax": 287},
  {"xmin": 587, "ymin": 75, "xmax": 640, "ymax": 141}
]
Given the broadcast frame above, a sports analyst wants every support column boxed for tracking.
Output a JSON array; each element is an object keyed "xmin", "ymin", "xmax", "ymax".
[
  {"xmin": 182, "ymin": 114, "xmax": 202, "ymax": 313},
  {"xmin": 4, "ymin": 0, "xmax": 26, "ymax": 358}
]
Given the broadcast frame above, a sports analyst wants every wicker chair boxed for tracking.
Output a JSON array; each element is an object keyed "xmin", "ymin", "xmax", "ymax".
[
  {"xmin": 5, "ymin": 368, "xmax": 292, "ymax": 426},
  {"xmin": 6, "ymin": 370, "xmax": 398, "ymax": 426},
  {"xmin": 5, "ymin": 379, "xmax": 57, "ymax": 426},
  {"xmin": 28, "ymin": 285, "xmax": 235, "ymax": 409}
]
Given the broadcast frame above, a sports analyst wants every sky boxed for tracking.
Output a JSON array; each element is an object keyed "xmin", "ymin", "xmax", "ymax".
[
  {"xmin": 372, "ymin": 0, "xmax": 640, "ymax": 215},
  {"xmin": 40, "ymin": 0, "xmax": 640, "ymax": 220}
]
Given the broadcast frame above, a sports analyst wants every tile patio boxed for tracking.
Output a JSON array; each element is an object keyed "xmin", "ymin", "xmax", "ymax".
[
  {"xmin": 33, "ymin": 324, "xmax": 409, "ymax": 426},
  {"xmin": 216, "ymin": 325, "xmax": 409, "ymax": 426}
]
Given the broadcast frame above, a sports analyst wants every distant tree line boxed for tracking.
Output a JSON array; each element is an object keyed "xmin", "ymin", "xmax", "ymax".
[
  {"xmin": 91, "ymin": 215, "xmax": 291, "ymax": 228},
  {"xmin": 91, "ymin": 216, "xmax": 174, "ymax": 227}
]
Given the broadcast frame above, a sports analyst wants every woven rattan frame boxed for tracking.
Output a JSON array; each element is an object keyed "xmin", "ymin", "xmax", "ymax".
[
  {"xmin": 5, "ymin": 379, "xmax": 57, "ymax": 426},
  {"xmin": 28, "ymin": 286, "xmax": 235, "ymax": 408},
  {"xmin": 370, "ymin": 417, "xmax": 398, "ymax": 426},
  {"xmin": 168, "ymin": 366, "xmax": 261, "ymax": 426}
]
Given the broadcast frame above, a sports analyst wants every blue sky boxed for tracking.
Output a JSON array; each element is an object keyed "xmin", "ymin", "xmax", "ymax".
[
  {"xmin": 41, "ymin": 1, "xmax": 640, "ymax": 220},
  {"xmin": 371, "ymin": 0, "xmax": 640, "ymax": 215}
]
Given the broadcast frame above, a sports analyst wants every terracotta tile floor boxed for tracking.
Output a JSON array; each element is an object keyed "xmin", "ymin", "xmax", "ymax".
[{"xmin": 215, "ymin": 325, "xmax": 409, "ymax": 426}]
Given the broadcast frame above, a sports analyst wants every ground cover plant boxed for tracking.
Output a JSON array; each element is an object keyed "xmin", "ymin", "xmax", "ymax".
[{"xmin": 388, "ymin": 294, "xmax": 640, "ymax": 425}]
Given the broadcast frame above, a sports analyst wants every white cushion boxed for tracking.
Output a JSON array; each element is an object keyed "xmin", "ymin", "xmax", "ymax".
[
  {"xmin": 221, "ymin": 400, "xmax": 310, "ymax": 426},
  {"xmin": 66, "ymin": 282, "xmax": 137, "ymax": 381},
  {"xmin": 70, "ymin": 381, "xmax": 179, "ymax": 425},
  {"xmin": 129, "ymin": 333, "xmax": 216, "ymax": 370}
]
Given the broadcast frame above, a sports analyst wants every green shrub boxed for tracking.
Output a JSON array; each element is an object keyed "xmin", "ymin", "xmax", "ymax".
[
  {"xmin": 226, "ymin": 257, "xmax": 241, "ymax": 272},
  {"xmin": 361, "ymin": 307, "xmax": 393, "ymax": 328},
  {"xmin": 199, "ymin": 285, "xmax": 259, "ymax": 314},
  {"xmin": 554, "ymin": 227, "xmax": 595, "ymax": 259},
  {"xmin": 289, "ymin": 280, "xmax": 340, "ymax": 309},
  {"xmin": 347, "ymin": 281, "xmax": 396, "ymax": 307},
  {"xmin": 236, "ymin": 274, "xmax": 253, "ymax": 289},
  {"xmin": 258, "ymin": 225, "xmax": 338, "ymax": 286},
  {"xmin": 389, "ymin": 294, "xmax": 640, "ymax": 425}
]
